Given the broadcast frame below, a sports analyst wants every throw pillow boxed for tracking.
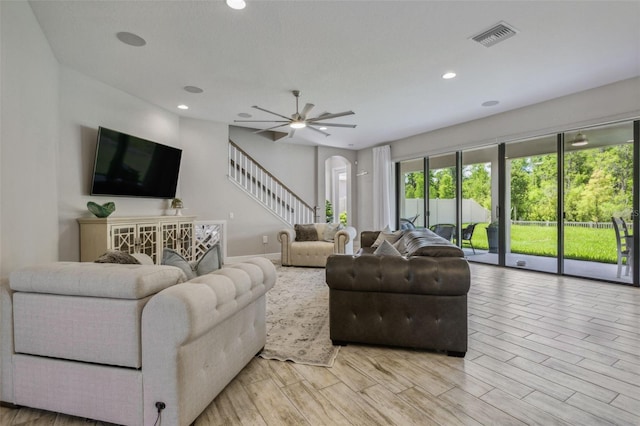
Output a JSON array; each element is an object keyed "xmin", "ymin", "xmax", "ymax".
[
  {"xmin": 323, "ymin": 223, "xmax": 344, "ymax": 242},
  {"xmin": 295, "ymin": 224, "xmax": 319, "ymax": 241},
  {"xmin": 372, "ymin": 229, "xmax": 403, "ymax": 248},
  {"xmin": 131, "ymin": 252, "xmax": 154, "ymax": 265},
  {"xmin": 162, "ymin": 248, "xmax": 196, "ymax": 280},
  {"xmin": 192, "ymin": 245, "xmax": 222, "ymax": 276},
  {"xmin": 393, "ymin": 235, "xmax": 408, "ymax": 255},
  {"xmin": 374, "ymin": 239, "xmax": 402, "ymax": 256},
  {"xmin": 94, "ymin": 250, "xmax": 140, "ymax": 264}
]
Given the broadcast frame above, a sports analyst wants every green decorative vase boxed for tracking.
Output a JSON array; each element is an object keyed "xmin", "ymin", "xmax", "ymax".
[{"xmin": 87, "ymin": 201, "xmax": 116, "ymax": 218}]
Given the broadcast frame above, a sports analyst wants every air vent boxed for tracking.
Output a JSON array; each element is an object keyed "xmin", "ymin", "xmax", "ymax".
[{"xmin": 471, "ymin": 22, "xmax": 518, "ymax": 47}]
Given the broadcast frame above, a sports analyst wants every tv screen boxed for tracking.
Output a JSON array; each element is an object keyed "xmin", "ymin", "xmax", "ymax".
[{"xmin": 90, "ymin": 127, "xmax": 182, "ymax": 199}]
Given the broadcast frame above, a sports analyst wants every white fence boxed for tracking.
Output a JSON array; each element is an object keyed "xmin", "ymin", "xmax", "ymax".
[
  {"xmin": 513, "ymin": 220, "xmax": 633, "ymax": 231},
  {"xmin": 403, "ymin": 198, "xmax": 491, "ymax": 225}
]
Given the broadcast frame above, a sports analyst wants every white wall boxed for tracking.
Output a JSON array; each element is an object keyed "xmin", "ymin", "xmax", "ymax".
[
  {"xmin": 1, "ymin": 1, "xmax": 59, "ymax": 276},
  {"xmin": 57, "ymin": 66, "xmax": 181, "ymax": 261}
]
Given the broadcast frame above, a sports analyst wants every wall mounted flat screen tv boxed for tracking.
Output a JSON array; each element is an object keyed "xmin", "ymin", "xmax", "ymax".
[{"xmin": 90, "ymin": 127, "xmax": 182, "ymax": 198}]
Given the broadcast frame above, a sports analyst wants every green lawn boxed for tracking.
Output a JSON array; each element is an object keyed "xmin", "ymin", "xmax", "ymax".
[{"xmin": 466, "ymin": 223, "xmax": 620, "ymax": 264}]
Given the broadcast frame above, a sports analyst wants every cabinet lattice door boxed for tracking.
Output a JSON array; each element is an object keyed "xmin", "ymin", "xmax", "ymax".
[
  {"xmin": 110, "ymin": 223, "xmax": 159, "ymax": 263},
  {"xmin": 162, "ymin": 221, "xmax": 194, "ymax": 261}
]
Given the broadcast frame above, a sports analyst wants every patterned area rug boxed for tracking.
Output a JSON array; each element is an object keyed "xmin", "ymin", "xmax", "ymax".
[{"xmin": 259, "ymin": 265, "xmax": 339, "ymax": 367}]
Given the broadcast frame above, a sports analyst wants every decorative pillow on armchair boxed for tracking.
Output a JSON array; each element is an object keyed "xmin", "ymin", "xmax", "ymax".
[
  {"xmin": 295, "ymin": 224, "xmax": 319, "ymax": 241},
  {"xmin": 323, "ymin": 223, "xmax": 344, "ymax": 242}
]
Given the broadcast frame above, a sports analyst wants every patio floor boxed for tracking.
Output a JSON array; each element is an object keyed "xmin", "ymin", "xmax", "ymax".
[{"xmin": 463, "ymin": 248, "xmax": 634, "ymax": 285}]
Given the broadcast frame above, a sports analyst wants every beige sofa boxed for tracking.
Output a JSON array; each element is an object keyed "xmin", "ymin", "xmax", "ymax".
[
  {"xmin": 1, "ymin": 257, "xmax": 276, "ymax": 426},
  {"xmin": 278, "ymin": 223, "xmax": 356, "ymax": 267}
]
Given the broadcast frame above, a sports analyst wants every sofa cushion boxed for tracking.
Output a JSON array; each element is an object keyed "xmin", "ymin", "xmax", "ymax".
[
  {"xmin": 13, "ymin": 292, "xmax": 149, "ymax": 368},
  {"xmin": 295, "ymin": 224, "xmax": 318, "ymax": 241},
  {"xmin": 404, "ymin": 229, "xmax": 465, "ymax": 257}
]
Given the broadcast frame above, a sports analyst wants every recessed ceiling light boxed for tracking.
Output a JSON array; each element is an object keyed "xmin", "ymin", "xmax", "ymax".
[
  {"xmin": 238, "ymin": 112, "xmax": 252, "ymax": 118},
  {"xmin": 184, "ymin": 86, "xmax": 204, "ymax": 94},
  {"xmin": 442, "ymin": 72, "xmax": 457, "ymax": 79},
  {"xmin": 482, "ymin": 100, "xmax": 500, "ymax": 107},
  {"xmin": 319, "ymin": 126, "xmax": 328, "ymax": 130},
  {"xmin": 226, "ymin": 0, "xmax": 246, "ymax": 10},
  {"xmin": 116, "ymin": 32, "xmax": 146, "ymax": 47},
  {"xmin": 177, "ymin": 104, "xmax": 189, "ymax": 110}
]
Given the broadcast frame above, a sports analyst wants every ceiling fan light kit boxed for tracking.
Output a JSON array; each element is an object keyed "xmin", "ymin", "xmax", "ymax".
[{"xmin": 234, "ymin": 90, "xmax": 356, "ymax": 139}]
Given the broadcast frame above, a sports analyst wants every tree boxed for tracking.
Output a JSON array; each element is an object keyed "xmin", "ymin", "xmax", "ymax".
[{"xmin": 462, "ymin": 163, "xmax": 491, "ymax": 209}]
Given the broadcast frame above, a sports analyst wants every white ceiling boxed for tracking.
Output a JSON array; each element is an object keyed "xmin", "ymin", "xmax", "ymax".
[{"xmin": 29, "ymin": 0, "xmax": 640, "ymax": 150}]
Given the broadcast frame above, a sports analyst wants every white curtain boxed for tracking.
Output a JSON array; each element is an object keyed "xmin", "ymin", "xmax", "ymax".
[{"xmin": 373, "ymin": 145, "xmax": 393, "ymax": 230}]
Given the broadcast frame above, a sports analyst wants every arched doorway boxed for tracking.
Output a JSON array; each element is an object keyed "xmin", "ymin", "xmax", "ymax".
[{"xmin": 325, "ymin": 156, "xmax": 351, "ymax": 225}]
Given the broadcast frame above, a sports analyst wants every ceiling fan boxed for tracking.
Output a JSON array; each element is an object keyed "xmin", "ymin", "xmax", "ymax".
[{"xmin": 234, "ymin": 90, "xmax": 356, "ymax": 138}]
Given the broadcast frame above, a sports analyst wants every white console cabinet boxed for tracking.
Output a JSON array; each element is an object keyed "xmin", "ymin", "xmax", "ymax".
[{"xmin": 78, "ymin": 216, "xmax": 196, "ymax": 265}]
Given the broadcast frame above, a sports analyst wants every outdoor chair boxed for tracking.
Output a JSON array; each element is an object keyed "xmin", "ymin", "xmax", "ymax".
[
  {"xmin": 461, "ymin": 223, "xmax": 477, "ymax": 254},
  {"xmin": 612, "ymin": 217, "xmax": 632, "ymax": 278},
  {"xmin": 430, "ymin": 223, "xmax": 456, "ymax": 242}
]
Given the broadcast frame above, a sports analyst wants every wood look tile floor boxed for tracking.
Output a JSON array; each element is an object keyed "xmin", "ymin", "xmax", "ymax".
[{"xmin": 3, "ymin": 263, "xmax": 640, "ymax": 425}]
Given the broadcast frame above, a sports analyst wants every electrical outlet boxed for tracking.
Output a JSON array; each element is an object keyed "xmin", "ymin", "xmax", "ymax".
[
  {"xmin": 262, "ymin": 235, "xmax": 268, "ymax": 244},
  {"xmin": 229, "ymin": 212, "xmax": 234, "ymax": 219}
]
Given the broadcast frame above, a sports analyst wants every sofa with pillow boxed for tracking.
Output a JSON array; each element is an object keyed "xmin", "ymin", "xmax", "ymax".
[
  {"xmin": 1, "ymin": 256, "xmax": 276, "ymax": 426},
  {"xmin": 278, "ymin": 223, "xmax": 357, "ymax": 267},
  {"xmin": 325, "ymin": 228, "xmax": 470, "ymax": 356}
]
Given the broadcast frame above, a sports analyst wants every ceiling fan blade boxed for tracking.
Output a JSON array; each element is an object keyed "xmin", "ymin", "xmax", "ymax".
[
  {"xmin": 288, "ymin": 128, "xmax": 296, "ymax": 138},
  {"xmin": 253, "ymin": 123, "xmax": 290, "ymax": 134},
  {"xmin": 308, "ymin": 110, "xmax": 355, "ymax": 122},
  {"xmin": 300, "ymin": 103, "xmax": 315, "ymax": 119},
  {"xmin": 307, "ymin": 125, "xmax": 330, "ymax": 137},
  {"xmin": 234, "ymin": 120, "xmax": 289, "ymax": 123},
  {"xmin": 310, "ymin": 123, "xmax": 357, "ymax": 128},
  {"xmin": 251, "ymin": 105, "xmax": 292, "ymax": 121}
]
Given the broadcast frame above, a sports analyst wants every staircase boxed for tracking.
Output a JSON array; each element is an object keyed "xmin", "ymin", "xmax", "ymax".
[{"xmin": 228, "ymin": 141, "xmax": 315, "ymax": 226}]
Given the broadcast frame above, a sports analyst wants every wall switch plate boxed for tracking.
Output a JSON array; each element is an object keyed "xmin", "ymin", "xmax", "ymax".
[{"xmin": 262, "ymin": 235, "xmax": 268, "ymax": 244}]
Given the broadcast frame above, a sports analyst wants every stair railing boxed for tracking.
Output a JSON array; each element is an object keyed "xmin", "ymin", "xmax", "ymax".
[{"xmin": 228, "ymin": 141, "xmax": 314, "ymax": 225}]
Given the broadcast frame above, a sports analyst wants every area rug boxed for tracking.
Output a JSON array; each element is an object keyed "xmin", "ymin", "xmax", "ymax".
[{"xmin": 259, "ymin": 265, "xmax": 339, "ymax": 367}]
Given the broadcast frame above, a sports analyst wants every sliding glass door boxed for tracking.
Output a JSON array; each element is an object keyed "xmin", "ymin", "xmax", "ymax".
[
  {"xmin": 504, "ymin": 135, "xmax": 559, "ymax": 273},
  {"xmin": 562, "ymin": 122, "xmax": 634, "ymax": 283},
  {"xmin": 428, "ymin": 154, "xmax": 457, "ymax": 235},
  {"xmin": 461, "ymin": 146, "xmax": 498, "ymax": 264},
  {"xmin": 398, "ymin": 158, "xmax": 425, "ymax": 229},
  {"xmin": 394, "ymin": 119, "xmax": 638, "ymax": 286}
]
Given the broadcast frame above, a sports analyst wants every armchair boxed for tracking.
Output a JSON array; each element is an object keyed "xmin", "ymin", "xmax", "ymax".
[{"xmin": 278, "ymin": 223, "xmax": 356, "ymax": 267}]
